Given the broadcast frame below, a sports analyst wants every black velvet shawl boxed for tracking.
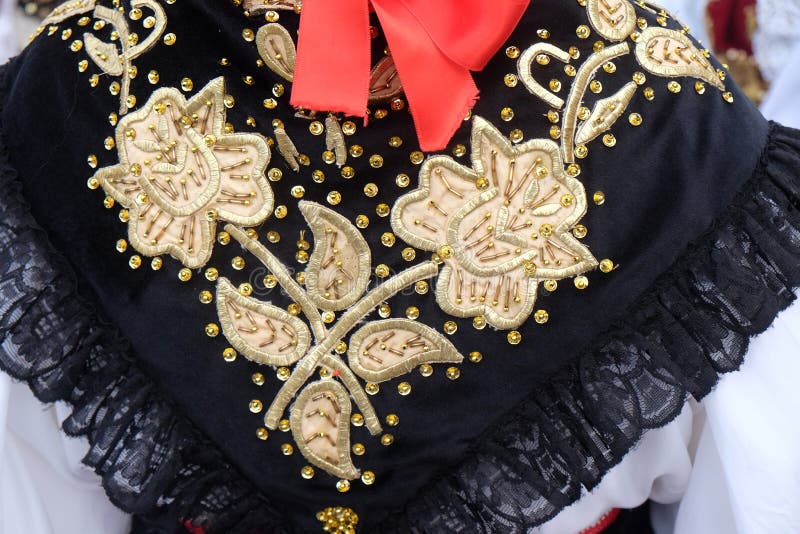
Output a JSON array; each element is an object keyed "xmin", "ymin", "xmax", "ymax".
[{"xmin": 0, "ymin": 0, "xmax": 798, "ymax": 532}]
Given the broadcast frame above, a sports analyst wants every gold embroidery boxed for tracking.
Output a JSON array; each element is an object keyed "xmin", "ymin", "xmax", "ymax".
[
  {"xmin": 84, "ymin": 0, "xmax": 167, "ymax": 114},
  {"xmin": 347, "ymin": 319, "xmax": 463, "ymax": 383},
  {"xmin": 518, "ymin": 43, "xmax": 573, "ymax": 109},
  {"xmin": 575, "ymin": 82, "xmax": 638, "ymax": 145},
  {"xmin": 586, "ymin": 0, "xmax": 638, "ymax": 42},
  {"xmin": 290, "ymin": 381, "xmax": 359, "ymax": 480},
  {"xmin": 303, "ymin": 202, "xmax": 371, "ymax": 312},
  {"xmin": 222, "ymin": 205, "xmax": 461, "ymax": 479},
  {"xmin": 216, "ymin": 278, "xmax": 311, "ymax": 366},
  {"xmin": 635, "ymin": 27, "xmax": 725, "ymax": 90},
  {"xmin": 324, "ymin": 114, "xmax": 348, "ymax": 167},
  {"xmin": 392, "ymin": 117, "xmax": 596, "ymax": 329},
  {"xmin": 94, "ymin": 77, "xmax": 273, "ymax": 268},
  {"xmin": 368, "ymin": 56, "xmax": 403, "ymax": 104},
  {"xmin": 316, "ymin": 507, "xmax": 359, "ymax": 533},
  {"xmin": 256, "ymin": 23, "xmax": 296, "ymax": 82},
  {"xmin": 40, "ymin": 0, "xmax": 96, "ymax": 27}
]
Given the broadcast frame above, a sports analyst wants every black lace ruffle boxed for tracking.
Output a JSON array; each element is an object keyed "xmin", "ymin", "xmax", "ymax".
[
  {"xmin": 1, "ymin": 42, "xmax": 799, "ymax": 530},
  {"xmin": 380, "ymin": 123, "xmax": 800, "ymax": 532},
  {"xmin": 0, "ymin": 63, "xmax": 288, "ymax": 534}
]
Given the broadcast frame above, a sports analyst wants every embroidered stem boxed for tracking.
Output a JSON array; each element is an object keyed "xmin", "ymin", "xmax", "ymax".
[
  {"xmin": 226, "ymin": 223, "xmax": 327, "ymax": 341},
  {"xmin": 264, "ymin": 261, "xmax": 439, "ymax": 429},
  {"xmin": 320, "ymin": 354, "xmax": 379, "ymax": 433}
]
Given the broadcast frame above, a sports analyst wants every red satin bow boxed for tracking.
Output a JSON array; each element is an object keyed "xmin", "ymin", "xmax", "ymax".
[{"xmin": 290, "ymin": 0, "xmax": 530, "ymax": 152}]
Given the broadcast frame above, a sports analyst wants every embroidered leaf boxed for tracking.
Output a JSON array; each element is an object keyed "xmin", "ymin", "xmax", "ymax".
[
  {"xmin": 635, "ymin": 27, "xmax": 725, "ymax": 90},
  {"xmin": 273, "ymin": 125, "xmax": 300, "ymax": 172},
  {"xmin": 290, "ymin": 381, "xmax": 359, "ymax": 480},
  {"xmin": 325, "ymin": 115, "xmax": 347, "ymax": 167},
  {"xmin": 347, "ymin": 319, "xmax": 464, "ymax": 383},
  {"xmin": 531, "ymin": 204, "xmax": 562, "ymax": 217},
  {"xmin": 216, "ymin": 278, "xmax": 310, "ymax": 366},
  {"xmin": 368, "ymin": 56, "xmax": 403, "ymax": 104},
  {"xmin": 131, "ymin": 139, "xmax": 162, "ymax": 153},
  {"xmin": 575, "ymin": 82, "xmax": 638, "ymax": 145},
  {"xmin": 256, "ymin": 23, "xmax": 296, "ymax": 82},
  {"xmin": 586, "ymin": 0, "xmax": 637, "ymax": 42},
  {"xmin": 301, "ymin": 201, "xmax": 371, "ymax": 311},
  {"xmin": 83, "ymin": 33, "xmax": 124, "ymax": 76}
]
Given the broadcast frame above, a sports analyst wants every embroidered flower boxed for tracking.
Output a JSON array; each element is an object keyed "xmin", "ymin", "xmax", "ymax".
[
  {"xmin": 392, "ymin": 116, "xmax": 597, "ymax": 329},
  {"xmin": 94, "ymin": 77, "xmax": 273, "ymax": 268}
]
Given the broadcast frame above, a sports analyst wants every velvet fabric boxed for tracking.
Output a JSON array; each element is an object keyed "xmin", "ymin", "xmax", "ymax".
[{"xmin": 0, "ymin": 0, "xmax": 786, "ymax": 531}]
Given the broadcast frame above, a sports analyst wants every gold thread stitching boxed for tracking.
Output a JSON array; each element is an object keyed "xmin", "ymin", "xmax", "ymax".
[
  {"xmin": 517, "ymin": 43, "xmax": 573, "ymax": 109},
  {"xmin": 586, "ymin": 0, "xmax": 637, "ymax": 42}
]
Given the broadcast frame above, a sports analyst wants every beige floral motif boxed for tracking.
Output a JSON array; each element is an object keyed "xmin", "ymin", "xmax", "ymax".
[
  {"xmin": 392, "ymin": 117, "xmax": 597, "ymax": 329},
  {"xmin": 94, "ymin": 77, "xmax": 273, "ymax": 269}
]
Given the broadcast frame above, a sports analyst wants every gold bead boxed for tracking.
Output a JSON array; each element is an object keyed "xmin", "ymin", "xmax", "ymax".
[
  {"xmin": 574, "ymin": 276, "xmax": 589, "ymax": 290},
  {"xmin": 278, "ymin": 419, "xmax": 290, "ymax": 432},
  {"xmin": 476, "ymin": 177, "xmax": 490, "ymax": 190},
  {"xmin": 523, "ymin": 261, "xmax": 537, "ymax": 275},
  {"xmin": 390, "ymin": 98, "xmax": 406, "ymax": 111},
  {"xmin": 381, "ymin": 232, "xmax": 396, "ymax": 247},
  {"xmin": 378, "ymin": 303, "xmax": 391, "ymax": 318},
  {"xmin": 410, "ymin": 151, "xmax": 425, "ymax": 165},
  {"xmin": 241, "ymin": 28, "xmax": 255, "ymax": 41},
  {"xmin": 668, "ymin": 81, "xmax": 681, "ymax": 93},
  {"xmin": 576, "ymin": 24, "xmax": 591, "ymax": 39},
  {"xmin": 150, "ymin": 257, "xmax": 163, "ymax": 270},
  {"xmin": 534, "ymin": 310, "xmax": 549, "ymax": 324},
  {"xmin": 537, "ymin": 28, "xmax": 551, "ymax": 39},
  {"xmin": 365, "ymin": 382, "xmax": 379, "ymax": 395},
  {"xmin": 414, "ymin": 280, "xmax": 429, "ymax": 294},
  {"xmin": 472, "ymin": 316, "xmax": 487, "ymax": 330},
  {"xmin": 397, "ymin": 381, "xmax": 411, "ymax": 395},
  {"xmin": 87, "ymin": 153, "xmax": 99, "ymax": 169},
  {"xmin": 178, "ymin": 268, "xmax": 192, "ymax": 282},
  {"xmin": 341, "ymin": 166, "xmax": 355, "ymax": 179},
  {"xmin": 633, "ymin": 71, "xmax": 646, "ymax": 85},
  {"xmin": 446, "ymin": 367, "xmax": 461, "ymax": 380},
  {"xmin": 593, "ymin": 191, "xmax": 606, "ymax": 205},
  {"xmin": 369, "ymin": 154, "xmax": 384, "ymax": 168},
  {"xmin": 249, "ymin": 399, "xmax": 263, "ymax": 413},
  {"xmin": 281, "ymin": 443, "xmax": 294, "ymax": 455},
  {"xmin": 231, "ymin": 256, "xmax": 246, "ymax": 270},
  {"xmin": 396, "ymin": 173, "xmax": 411, "ymax": 187},
  {"xmin": 276, "ymin": 367, "xmax": 291, "ymax": 381},
  {"xmin": 376, "ymin": 203, "xmax": 390, "ymax": 217},
  {"xmin": 388, "ymin": 136, "xmax": 403, "ymax": 148},
  {"xmin": 603, "ymin": 61, "xmax": 616, "ymax": 74},
  {"xmin": 239, "ymin": 282, "xmax": 253, "ymax": 296},
  {"xmin": 256, "ymin": 428, "xmax": 269, "ymax": 440},
  {"xmin": 102, "ymin": 196, "xmax": 115, "ymax": 209},
  {"xmin": 223, "ymin": 347, "xmax": 237, "ymax": 362},
  {"xmin": 361, "ymin": 471, "xmax": 376, "ymax": 485},
  {"xmin": 507, "ymin": 331, "xmax": 522, "ymax": 345},
  {"xmin": 351, "ymin": 413, "xmax": 364, "ymax": 426},
  {"xmin": 309, "ymin": 121, "xmax": 324, "ymax": 135},
  {"xmin": 500, "ymin": 107, "xmax": 514, "ymax": 121},
  {"xmin": 405, "ymin": 306, "xmax": 419, "ymax": 320},
  {"xmin": 301, "ymin": 466, "xmax": 315, "ymax": 479},
  {"xmin": 536, "ymin": 53, "xmax": 550, "ymax": 66},
  {"xmin": 589, "ymin": 80, "xmax": 602, "ymax": 93},
  {"xmin": 575, "ymin": 145, "xmax": 588, "ymax": 159},
  {"xmin": 78, "ymin": 59, "xmax": 88, "ymax": 72},
  {"xmin": 336, "ymin": 479, "xmax": 351, "ymax": 493},
  {"xmin": 573, "ymin": 224, "xmax": 588, "ymax": 238},
  {"xmin": 419, "ymin": 364, "xmax": 434, "ymax": 377},
  {"xmin": 288, "ymin": 303, "xmax": 302, "ymax": 315},
  {"xmin": 385, "ymin": 414, "xmax": 399, "ymax": 426},
  {"xmin": 643, "ymin": 87, "xmax": 655, "ymax": 101},
  {"xmin": 543, "ymin": 280, "xmax": 558, "ymax": 292},
  {"xmin": 540, "ymin": 223, "xmax": 553, "ymax": 237},
  {"xmin": 565, "ymin": 64, "xmax": 577, "ymax": 76},
  {"xmin": 722, "ymin": 92, "xmax": 734, "ymax": 103},
  {"xmin": 364, "ymin": 182, "xmax": 379, "ymax": 197},
  {"xmin": 118, "ymin": 209, "xmax": 130, "ymax": 222},
  {"xmin": 162, "ymin": 32, "xmax": 177, "ymax": 46},
  {"xmin": 629, "ymin": 113, "xmax": 643, "ymax": 126},
  {"xmin": 402, "ymin": 247, "xmax": 416, "ymax": 261},
  {"xmin": 115, "ymin": 239, "xmax": 127, "ymax": 253},
  {"xmin": 205, "ymin": 323, "xmax": 220, "ymax": 337},
  {"xmin": 252, "ymin": 372, "xmax": 265, "ymax": 386},
  {"xmin": 327, "ymin": 191, "xmax": 342, "ymax": 205},
  {"xmin": 443, "ymin": 321, "xmax": 458, "ymax": 334},
  {"xmin": 205, "ymin": 267, "xmax": 219, "ymax": 281},
  {"xmin": 352, "ymin": 443, "xmax": 366, "ymax": 455},
  {"xmin": 180, "ymin": 77, "xmax": 193, "ymax": 92},
  {"xmin": 602, "ymin": 134, "xmax": 617, "ymax": 147},
  {"xmin": 504, "ymin": 73, "xmax": 518, "ymax": 87},
  {"xmin": 375, "ymin": 263, "xmax": 389, "ymax": 277},
  {"xmin": 549, "ymin": 79, "xmax": 562, "ymax": 92},
  {"xmin": 380, "ymin": 433, "xmax": 395, "ymax": 446},
  {"xmin": 290, "ymin": 185, "xmax": 305, "ymax": 199},
  {"xmin": 695, "ymin": 81, "xmax": 706, "ymax": 95},
  {"xmin": 510, "ymin": 129, "xmax": 524, "ymax": 143},
  {"xmin": 506, "ymin": 46, "xmax": 520, "ymax": 58},
  {"xmin": 600, "ymin": 259, "xmax": 616, "ymax": 273},
  {"xmin": 341, "ymin": 120, "xmax": 357, "ymax": 135},
  {"xmin": 567, "ymin": 163, "xmax": 581, "ymax": 177},
  {"xmin": 104, "ymin": 136, "xmax": 115, "ymax": 150},
  {"xmin": 469, "ymin": 351, "xmax": 483, "ymax": 363}
]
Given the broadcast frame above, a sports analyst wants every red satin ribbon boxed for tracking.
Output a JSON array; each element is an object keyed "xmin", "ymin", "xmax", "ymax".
[{"xmin": 290, "ymin": 0, "xmax": 530, "ymax": 152}]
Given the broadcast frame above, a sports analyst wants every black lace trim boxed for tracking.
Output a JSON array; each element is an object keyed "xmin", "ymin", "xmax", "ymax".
[
  {"xmin": 379, "ymin": 123, "xmax": 800, "ymax": 532},
  {"xmin": 1, "ymin": 42, "xmax": 799, "ymax": 530},
  {"xmin": 0, "ymin": 63, "xmax": 289, "ymax": 534}
]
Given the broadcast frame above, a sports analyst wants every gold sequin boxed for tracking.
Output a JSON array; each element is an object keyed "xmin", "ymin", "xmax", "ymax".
[{"xmin": 507, "ymin": 331, "xmax": 522, "ymax": 345}]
